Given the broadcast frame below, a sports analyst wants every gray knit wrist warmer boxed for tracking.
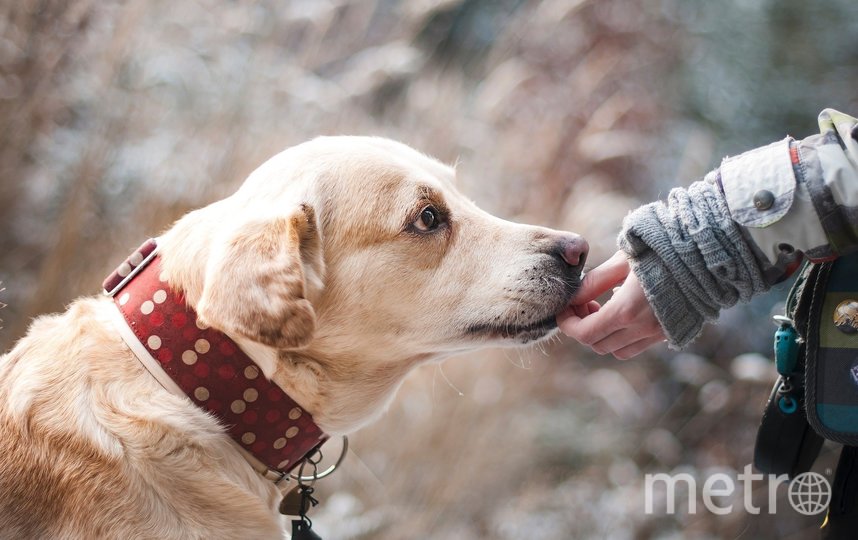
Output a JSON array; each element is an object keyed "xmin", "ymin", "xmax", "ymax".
[{"xmin": 618, "ymin": 178, "xmax": 770, "ymax": 349}]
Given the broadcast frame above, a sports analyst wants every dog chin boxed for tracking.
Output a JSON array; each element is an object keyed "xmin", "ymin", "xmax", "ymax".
[{"xmin": 464, "ymin": 314, "xmax": 559, "ymax": 345}]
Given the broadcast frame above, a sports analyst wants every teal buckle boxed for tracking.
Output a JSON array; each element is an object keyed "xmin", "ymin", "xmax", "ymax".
[{"xmin": 773, "ymin": 315, "xmax": 800, "ymax": 376}]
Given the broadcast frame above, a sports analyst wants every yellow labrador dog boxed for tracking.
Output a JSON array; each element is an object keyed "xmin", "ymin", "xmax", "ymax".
[{"xmin": 0, "ymin": 137, "xmax": 587, "ymax": 539}]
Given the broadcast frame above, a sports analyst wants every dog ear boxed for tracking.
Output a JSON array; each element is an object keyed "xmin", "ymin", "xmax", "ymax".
[{"xmin": 196, "ymin": 204, "xmax": 321, "ymax": 349}]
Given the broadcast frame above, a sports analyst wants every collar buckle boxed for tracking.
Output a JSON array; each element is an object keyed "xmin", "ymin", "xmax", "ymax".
[{"xmin": 102, "ymin": 238, "xmax": 160, "ymax": 297}]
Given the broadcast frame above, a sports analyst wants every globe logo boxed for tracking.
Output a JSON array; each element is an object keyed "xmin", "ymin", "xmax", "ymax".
[{"xmin": 788, "ymin": 472, "xmax": 831, "ymax": 516}]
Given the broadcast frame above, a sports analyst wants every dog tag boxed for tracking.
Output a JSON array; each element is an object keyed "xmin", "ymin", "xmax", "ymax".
[
  {"xmin": 291, "ymin": 519, "xmax": 322, "ymax": 540},
  {"xmin": 279, "ymin": 486, "xmax": 309, "ymax": 516}
]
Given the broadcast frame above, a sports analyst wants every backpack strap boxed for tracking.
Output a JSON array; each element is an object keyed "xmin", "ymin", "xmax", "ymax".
[{"xmin": 754, "ymin": 261, "xmax": 824, "ymax": 477}]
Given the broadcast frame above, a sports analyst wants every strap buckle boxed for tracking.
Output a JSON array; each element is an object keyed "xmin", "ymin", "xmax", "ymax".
[{"xmin": 103, "ymin": 239, "xmax": 160, "ymax": 297}]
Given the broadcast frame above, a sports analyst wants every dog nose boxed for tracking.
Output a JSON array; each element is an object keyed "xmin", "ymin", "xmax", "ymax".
[{"xmin": 558, "ymin": 235, "xmax": 589, "ymax": 270}]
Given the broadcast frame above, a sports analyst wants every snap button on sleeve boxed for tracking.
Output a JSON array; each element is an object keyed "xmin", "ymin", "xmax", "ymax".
[
  {"xmin": 720, "ymin": 137, "xmax": 795, "ymax": 228},
  {"xmin": 753, "ymin": 190, "xmax": 775, "ymax": 211}
]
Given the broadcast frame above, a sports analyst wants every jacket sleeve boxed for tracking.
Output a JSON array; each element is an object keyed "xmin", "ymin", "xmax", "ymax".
[
  {"xmin": 618, "ymin": 109, "xmax": 858, "ymax": 349},
  {"xmin": 719, "ymin": 109, "xmax": 858, "ymax": 276}
]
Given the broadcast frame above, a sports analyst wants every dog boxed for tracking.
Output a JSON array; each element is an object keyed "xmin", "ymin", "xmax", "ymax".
[{"xmin": 0, "ymin": 136, "xmax": 587, "ymax": 539}]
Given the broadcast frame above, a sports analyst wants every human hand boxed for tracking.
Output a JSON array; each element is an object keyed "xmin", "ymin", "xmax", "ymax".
[{"xmin": 557, "ymin": 250, "xmax": 666, "ymax": 359}]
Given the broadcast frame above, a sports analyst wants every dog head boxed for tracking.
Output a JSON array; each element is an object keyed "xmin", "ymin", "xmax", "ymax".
[{"xmin": 159, "ymin": 137, "xmax": 587, "ymax": 430}]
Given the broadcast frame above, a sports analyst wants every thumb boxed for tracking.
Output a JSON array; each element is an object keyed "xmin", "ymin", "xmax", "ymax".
[{"xmin": 571, "ymin": 250, "xmax": 630, "ymax": 304}]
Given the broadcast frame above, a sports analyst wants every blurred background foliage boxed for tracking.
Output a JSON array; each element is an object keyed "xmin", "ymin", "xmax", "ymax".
[{"xmin": 1, "ymin": 1, "xmax": 857, "ymax": 538}]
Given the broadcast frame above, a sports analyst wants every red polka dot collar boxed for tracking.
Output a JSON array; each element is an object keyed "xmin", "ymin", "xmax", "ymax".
[{"xmin": 103, "ymin": 239, "xmax": 327, "ymax": 480}]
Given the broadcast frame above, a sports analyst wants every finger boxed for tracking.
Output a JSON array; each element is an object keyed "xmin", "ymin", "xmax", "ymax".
[
  {"xmin": 572, "ymin": 304, "xmax": 588, "ymax": 318},
  {"xmin": 557, "ymin": 303, "xmax": 625, "ymax": 345},
  {"xmin": 572, "ymin": 251, "xmax": 630, "ymax": 304},
  {"xmin": 558, "ymin": 300, "xmax": 601, "ymax": 323},
  {"xmin": 556, "ymin": 309, "xmax": 583, "ymax": 336},
  {"xmin": 591, "ymin": 324, "xmax": 660, "ymax": 355},
  {"xmin": 612, "ymin": 335, "xmax": 667, "ymax": 360},
  {"xmin": 572, "ymin": 300, "xmax": 602, "ymax": 318}
]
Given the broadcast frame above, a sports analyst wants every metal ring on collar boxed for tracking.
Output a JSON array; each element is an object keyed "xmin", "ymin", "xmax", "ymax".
[{"xmin": 290, "ymin": 436, "xmax": 349, "ymax": 482}]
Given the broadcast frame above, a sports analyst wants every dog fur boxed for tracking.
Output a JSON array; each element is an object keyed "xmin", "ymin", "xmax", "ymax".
[{"xmin": 0, "ymin": 137, "xmax": 585, "ymax": 539}]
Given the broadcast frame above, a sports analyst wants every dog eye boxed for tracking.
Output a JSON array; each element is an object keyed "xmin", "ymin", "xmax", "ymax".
[{"xmin": 414, "ymin": 206, "xmax": 440, "ymax": 232}]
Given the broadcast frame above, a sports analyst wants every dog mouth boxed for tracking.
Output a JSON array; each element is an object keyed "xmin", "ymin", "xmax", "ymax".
[
  {"xmin": 465, "ymin": 313, "xmax": 559, "ymax": 343},
  {"xmin": 463, "ymin": 263, "xmax": 581, "ymax": 345}
]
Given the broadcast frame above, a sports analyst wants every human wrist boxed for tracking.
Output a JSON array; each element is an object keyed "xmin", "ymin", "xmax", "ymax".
[
  {"xmin": 624, "ymin": 246, "xmax": 704, "ymax": 349},
  {"xmin": 618, "ymin": 180, "xmax": 769, "ymax": 348}
]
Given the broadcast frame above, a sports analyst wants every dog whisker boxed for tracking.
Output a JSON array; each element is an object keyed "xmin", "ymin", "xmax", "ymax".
[{"xmin": 437, "ymin": 362, "xmax": 464, "ymax": 397}]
